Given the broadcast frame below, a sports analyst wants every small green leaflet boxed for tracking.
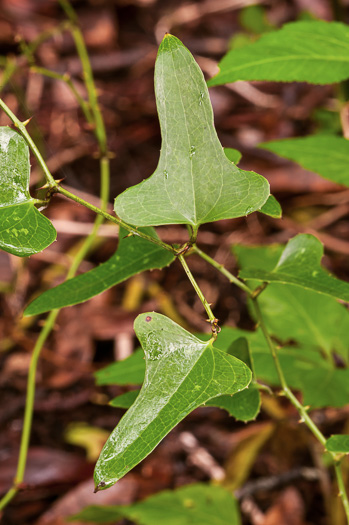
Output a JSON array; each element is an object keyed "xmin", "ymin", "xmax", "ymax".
[
  {"xmin": 0, "ymin": 127, "xmax": 56, "ymax": 256},
  {"xmin": 326, "ymin": 435, "xmax": 349, "ymax": 454},
  {"xmin": 224, "ymin": 147, "xmax": 242, "ymax": 164},
  {"xmin": 260, "ymin": 135, "xmax": 349, "ymax": 188},
  {"xmin": 114, "ymin": 35, "xmax": 269, "ymax": 228},
  {"xmin": 208, "ymin": 21, "xmax": 349, "ymax": 86},
  {"xmin": 70, "ymin": 483, "xmax": 241, "ymax": 525},
  {"xmin": 94, "ymin": 313, "xmax": 251, "ymax": 490},
  {"xmin": 258, "ymin": 195, "xmax": 282, "ymax": 218},
  {"xmin": 239, "ymin": 234, "xmax": 349, "ymax": 303},
  {"xmin": 207, "ymin": 336, "xmax": 260, "ymax": 422},
  {"xmin": 110, "ymin": 389, "xmax": 140, "ymax": 409},
  {"xmin": 95, "ymin": 347, "xmax": 145, "ymax": 386},
  {"xmin": 24, "ymin": 227, "xmax": 174, "ymax": 315}
]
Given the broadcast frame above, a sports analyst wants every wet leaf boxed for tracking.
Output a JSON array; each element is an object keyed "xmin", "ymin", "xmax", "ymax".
[
  {"xmin": 208, "ymin": 21, "xmax": 349, "ymax": 86},
  {"xmin": 114, "ymin": 35, "xmax": 269, "ymax": 228},
  {"xmin": 94, "ymin": 313, "xmax": 251, "ymax": 490},
  {"xmin": 239, "ymin": 234, "xmax": 349, "ymax": 302},
  {"xmin": 0, "ymin": 127, "xmax": 56, "ymax": 256},
  {"xmin": 24, "ymin": 227, "xmax": 174, "ymax": 316}
]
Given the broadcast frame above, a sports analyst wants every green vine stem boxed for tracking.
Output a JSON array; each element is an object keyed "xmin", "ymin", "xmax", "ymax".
[
  {"xmin": 0, "ymin": 98, "xmax": 57, "ymax": 187},
  {"xmin": 0, "ymin": 0, "xmax": 110, "ymax": 510},
  {"xmin": 30, "ymin": 66, "xmax": 94, "ymax": 126},
  {"xmin": 59, "ymin": 0, "xmax": 107, "ymax": 154},
  {"xmin": 192, "ymin": 244, "xmax": 253, "ymax": 296},
  {"xmin": 178, "ymin": 254, "xmax": 219, "ymax": 339},
  {"xmin": 56, "ymin": 186, "xmax": 175, "ymax": 253},
  {"xmin": 195, "ymin": 247, "xmax": 349, "ymax": 523},
  {"xmin": 0, "ymin": 96, "xmax": 175, "ymax": 254}
]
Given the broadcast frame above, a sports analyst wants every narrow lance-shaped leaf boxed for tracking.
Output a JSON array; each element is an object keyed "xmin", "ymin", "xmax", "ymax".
[
  {"xmin": 94, "ymin": 313, "xmax": 251, "ymax": 490},
  {"xmin": 24, "ymin": 227, "xmax": 174, "ymax": 316},
  {"xmin": 0, "ymin": 127, "xmax": 56, "ymax": 256},
  {"xmin": 260, "ymin": 135, "xmax": 349, "ymax": 188},
  {"xmin": 208, "ymin": 21, "xmax": 349, "ymax": 86},
  {"xmin": 239, "ymin": 234, "xmax": 349, "ymax": 303},
  {"xmin": 114, "ymin": 35, "xmax": 269, "ymax": 228}
]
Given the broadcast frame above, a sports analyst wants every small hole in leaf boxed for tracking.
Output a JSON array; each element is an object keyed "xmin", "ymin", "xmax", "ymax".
[{"xmin": 146, "ymin": 316, "xmax": 152, "ymax": 322}]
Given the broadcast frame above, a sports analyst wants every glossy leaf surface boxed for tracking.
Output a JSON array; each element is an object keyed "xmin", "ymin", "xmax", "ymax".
[
  {"xmin": 239, "ymin": 234, "xmax": 349, "ymax": 302},
  {"xmin": 326, "ymin": 435, "xmax": 349, "ymax": 453},
  {"xmin": 208, "ymin": 21, "xmax": 349, "ymax": 86},
  {"xmin": 114, "ymin": 35, "xmax": 269, "ymax": 228},
  {"xmin": 71, "ymin": 484, "xmax": 241, "ymax": 524},
  {"xmin": 24, "ymin": 227, "xmax": 174, "ymax": 315},
  {"xmin": 234, "ymin": 244, "xmax": 349, "ymax": 360},
  {"xmin": 260, "ymin": 135, "xmax": 349, "ymax": 188},
  {"xmin": 94, "ymin": 313, "xmax": 251, "ymax": 489},
  {"xmin": 0, "ymin": 127, "xmax": 56, "ymax": 256}
]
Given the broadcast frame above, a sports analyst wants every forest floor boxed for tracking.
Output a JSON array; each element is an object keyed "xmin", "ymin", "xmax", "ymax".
[{"xmin": 1, "ymin": 1, "xmax": 349, "ymax": 524}]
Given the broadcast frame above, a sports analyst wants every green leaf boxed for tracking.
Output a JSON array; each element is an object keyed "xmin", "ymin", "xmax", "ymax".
[
  {"xmin": 110, "ymin": 390, "xmax": 140, "ymax": 408},
  {"xmin": 206, "ymin": 385, "xmax": 260, "ymax": 422},
  {"xmin": 95, "ymin": 347, "xmax": 145, "ymax": 386},
  {"xmin": 0, "ymin": 127, "xmax": 56, "ymax": 256},
  {"xmin": 216, "ymin": 327, "xmax": 349, "ymax": 409},
  {"xmin": 24, "ymin": 227, "xmax": 174, "ymax": 316},
  {"xmin": 260, "ymin": 135, "xmax": 349, "ymax": 188},
  {"xmin": 224, "ymin": 147, "xmax": 242, "ymax": 164},
  {"xmin": 326, "ymin": 435, "xmax": 349, "ymax": 454},
  {"xmin": 239, "ymin": 234, "xmax": 349, "ymax": 302},
  {"xmin": 70, "ymin": 483, "xmax": 241, "ymax": 524},
  {"xmin": 114, "ymin": 35, "xmax": 269, "ymax": 228},
  {"xmin": 94, "ymin": 313, "xmax": 251, "ymax": 490},
  {"xmin": 234, "ymin": 244, "xmax": 349, "ymax": 360},
  {"xmin": 208, "ymin": 21, "xmax": 349, "ymax": 86},
  {"xmin": 258, "ymin": 194, "xmax": 282, "ymax": 218}
]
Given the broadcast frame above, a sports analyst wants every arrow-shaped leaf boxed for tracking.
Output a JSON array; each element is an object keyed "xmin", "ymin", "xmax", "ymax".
[
  {"xmin": 0, "ymin": 127, "xmax": 56, "ymax": 256},
  {"xmin": 24, "ymin": 227, "xmax": 174, "ymax": 315},
  {"xmin": 114, "ymin": 35, "xmax": 269, "ymax": 228},
  {"xmin": 208, "ymin": 21, "xmax": 349, "ymax": 86},
  {"xmin": 239, "ymin": 234, "xmax": 349, "ymax": 302},
  {"xmin": 94, "ymin": 313, "xmax": 251, "ymax": 490}
]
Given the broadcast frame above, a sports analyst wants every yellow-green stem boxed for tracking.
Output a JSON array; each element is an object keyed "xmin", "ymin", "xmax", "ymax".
[
  {"xmin": 195, "ymin": 247, "xmax": 349, "ymax": 523},
  {"xmin": 192, "ymin": 245, "xmax": 253, "ymax": 296},
  {"xmin": 178, "ymin": 254, "xmax": 217, "ymax": 328}
]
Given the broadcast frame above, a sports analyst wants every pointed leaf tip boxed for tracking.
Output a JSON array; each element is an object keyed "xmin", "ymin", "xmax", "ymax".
[
  {"xmin": 94, "ymin": 313, "xmax": 251, "ymax": 488},
  {"xmin": 114, "ymin": 36, "xmax": 269, "ymax": 228}
]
